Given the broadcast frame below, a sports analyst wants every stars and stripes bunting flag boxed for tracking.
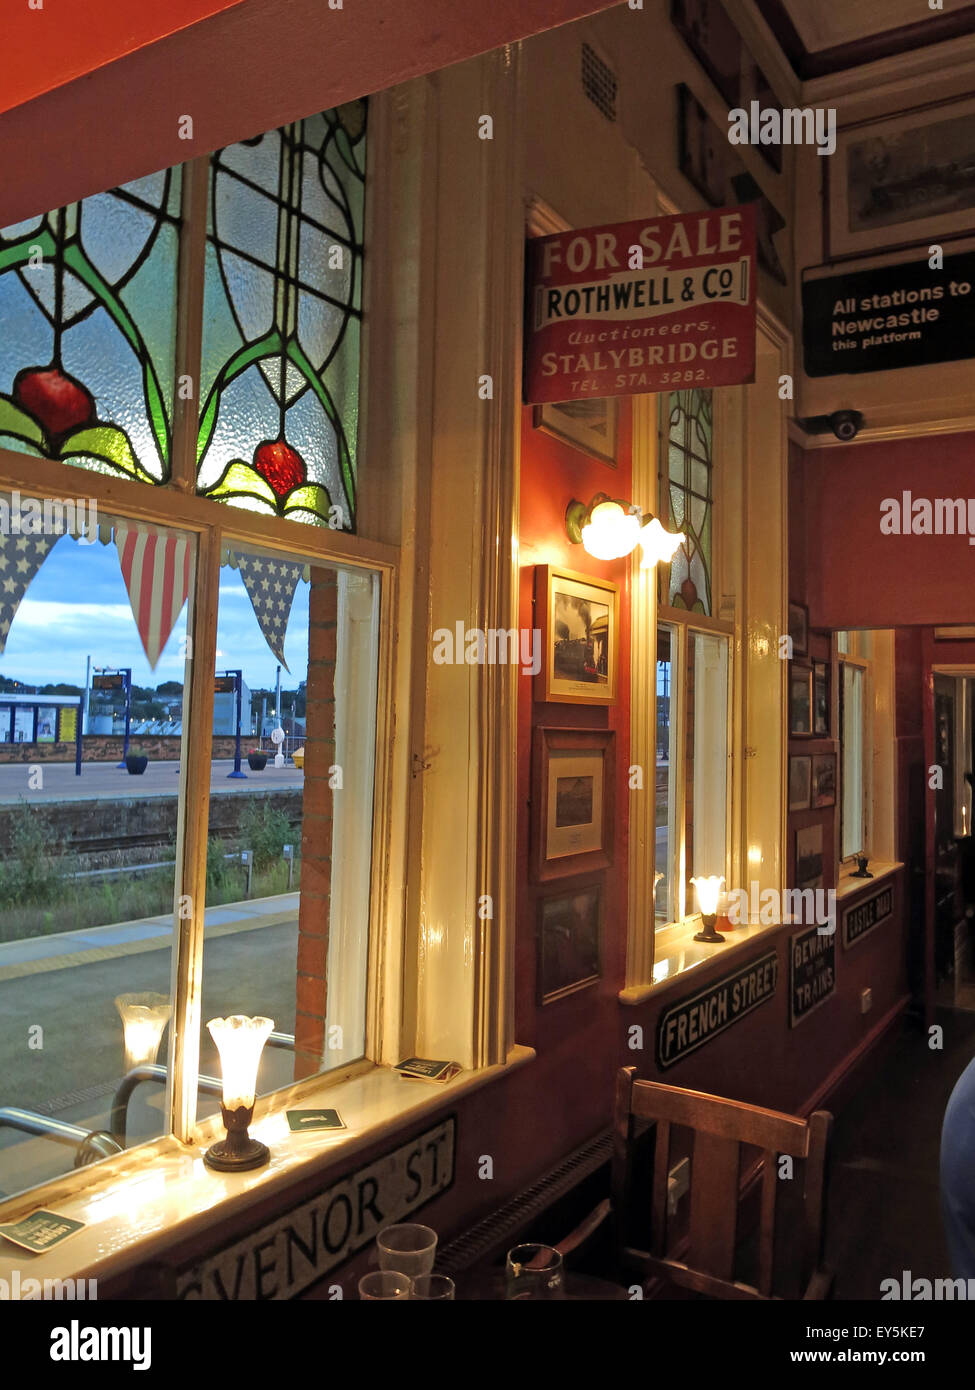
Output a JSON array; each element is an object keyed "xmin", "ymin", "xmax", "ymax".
[
  {"xmin": 234, "ymin": 553, "xmax": 304, "ymax": 671},
  {"xmin": 115, "ymin": 525, "xmax": 191, "ymax": 669},
  {"xmin": 0, "ymin": 499, "xmax": 59, "ymax": 654}
]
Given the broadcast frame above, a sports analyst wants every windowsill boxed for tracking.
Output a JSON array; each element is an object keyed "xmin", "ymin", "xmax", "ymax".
[
  {"xmin": 0, "ymin": 1046, "xmax": 535, "ymax": 1287},
  {"xmin": 619, "ymin": 916, "xmax": 785, "ymax": 1006},
  {"xmin": 836, "ymin": 861, "xmax": 902, "ymax": 900}
]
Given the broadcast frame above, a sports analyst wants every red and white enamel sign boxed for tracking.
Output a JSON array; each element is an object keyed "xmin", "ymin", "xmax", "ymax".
[{"xmin": 524, "ymin": 205, "xmax": 757, "ymax": 404}]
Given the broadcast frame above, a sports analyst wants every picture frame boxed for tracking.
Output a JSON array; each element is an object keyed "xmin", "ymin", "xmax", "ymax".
[
  {"xmin": 812, "ymin": 752, "xmax": 837, "ymax": 809},
  {"xmin": 790, "ymin": 665, "xmax": 813, "ymax": 738},
  {"xmin": 934, "ymin": 627, "xmax": 975, "ymax": 640},
  {"xmin": 536, "ymin": 565, "xmax": 619, "ymax": 705},
  {"xmin": 813, "ymin": 660, "xmax": 830, "ymax": 737},
  {"xmin": 537, "ymin": 876, "xmax": 603, "ymax": 1004},
  {"xmin": 827, "ymin": 95, "xmax": 975, "ymax": 261},
  {"xmin": 670, "ymin": 0, "xmax": 742, "ymax": 109},
  {"xmin": 676, "ymin": 86, "xmax": 789, "ymax": 286},
  {"xmin": 533, "ymin": 400, "xmax": 618, "ymax": 467},
  {"xmin": 533, "ymin": 726, "xmax": 615, "ymax": 881},
  {"xmin": 795, "ymin": 823, "xmax": 824, "ymax": 893},
  {"xmin": 788, "ymin": 601, "xmax": 809, "ymax": 656},
  {"xmin": 789, "ymin": 755, "xmax": 812, "ymax": 812}
]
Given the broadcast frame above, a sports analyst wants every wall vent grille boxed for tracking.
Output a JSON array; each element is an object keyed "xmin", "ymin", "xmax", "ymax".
[{"xmin": 582, "ymin": 43, "xmax": 618, "ymax": 122}]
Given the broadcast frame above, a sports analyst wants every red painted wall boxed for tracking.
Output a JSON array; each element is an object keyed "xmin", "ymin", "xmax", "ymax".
[
  {"xmin": 2, "ymin": 0, "xmax": 246, "ymax": 116},
  {"xmin": 0, "ymin": 0, "xmax": 625, "ymax": 225},
  {"xmin": 803, "ymin": 432, "xmax": 975, "ymax": 630}
]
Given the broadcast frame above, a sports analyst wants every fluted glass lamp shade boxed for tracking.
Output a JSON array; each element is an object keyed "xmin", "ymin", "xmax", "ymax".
[
  {"xmin": 581, "ymin": 501, "xmax": 641, "ymax": 560},
  {"xmin": 640, "ymin": 516, "xmax": 685, "ymax": 569},
  {"xmin": 204, "ymin": 1015, "xmax": 274, "ymax": 1172},
  {"xmin": 690, "ymin": 875, "xmax": 726, "ymax": 943},
  {"xmin": 115, "ymin": 993, "xmax": 172, "ymax": 1072}
]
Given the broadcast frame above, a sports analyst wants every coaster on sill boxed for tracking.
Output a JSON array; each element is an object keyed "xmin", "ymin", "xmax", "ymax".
[
  {"xmin": 286, "ymin": 1108, "xmax": 346, "ymax": 1132},
  {"xmin": 0, "ymin": 1210, "xmax": 85, "ymax": 1253}
]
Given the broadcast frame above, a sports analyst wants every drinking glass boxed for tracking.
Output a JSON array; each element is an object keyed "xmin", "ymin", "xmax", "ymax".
[
  {"xmin": 410, "ymin": 1274, "xmax": 455, "ymax": 1300},
  {"xmin": 376, "ymin": 1223, "xmax": 438, "ymax": 1278},
  {"xmin": 358, "ymin": 1271, "xmax": 412, "ymax": 1300},
  {"xmin": 504, "ymin": 1244, "xmax": 564, "ymax": 1300}
]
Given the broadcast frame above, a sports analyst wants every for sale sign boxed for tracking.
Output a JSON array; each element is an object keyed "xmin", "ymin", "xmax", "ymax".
[{"xmin": 524, "ymin": 205, "xmax": 756, "ymax": 404}]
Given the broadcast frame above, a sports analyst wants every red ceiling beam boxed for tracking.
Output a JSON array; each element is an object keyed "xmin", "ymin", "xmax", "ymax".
[{"xmin": 1, "ymin": 0, "xmax": 623, "ymax": 226}]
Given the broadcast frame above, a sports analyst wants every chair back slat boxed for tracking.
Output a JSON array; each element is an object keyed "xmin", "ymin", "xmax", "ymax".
[
  {"xmin": 629, "ymin": 1077, "xmax": 810, "ymax": 1155},
  {"xmin": 757, "ymin": 1148, "xmax": 778, "ymax": 1297},
  {"xmin": 650, "ymin": 1120, "xmax": 671, "ymax": 1258},
  {"xmin": 688, "ymin": 1129, "xmax": 740, "ymax": 1279},
  {"xmin": 801, "ymin": 1110, "xmax": 832, "ymax": 1288}
]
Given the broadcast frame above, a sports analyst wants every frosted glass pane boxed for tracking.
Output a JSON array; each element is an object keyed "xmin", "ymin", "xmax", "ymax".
[
  {"xmin": 199, "ymin": 105, "xmax": 366, "ymax": 529},
  {"xmin": 0, "ymin": 168, "xmax": 181, "ymax": 484}
]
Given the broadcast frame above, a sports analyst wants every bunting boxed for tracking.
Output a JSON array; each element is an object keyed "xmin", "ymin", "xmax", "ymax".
[
  {"xmin": 115, "ymin": 525, "xmax": 191, "ymax": 669},
  {"xmin": 0, "ymin": 507, "xmax": 59, "ymax": 655},
  {"xmin": 234, "ymin": 553, "xmax": 304, "ymax": 671}
]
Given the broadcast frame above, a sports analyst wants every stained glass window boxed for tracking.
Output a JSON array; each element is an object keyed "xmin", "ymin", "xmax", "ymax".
[
  {"xmin": 197, "ymin": 103, "xmax": 366, "ymax": 529},
  {"xmin": 660, "ymin": 389, "xmax": 713, "ymax": 616},
  {"xmin": 0, "ymin": 172, "xmax": 182, "ymax": 484}
]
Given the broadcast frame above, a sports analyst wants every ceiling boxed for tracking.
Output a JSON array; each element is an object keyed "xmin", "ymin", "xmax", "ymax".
[{"xmin": 753, "ymin": 0, "xmax": 975, "ymax": 76}]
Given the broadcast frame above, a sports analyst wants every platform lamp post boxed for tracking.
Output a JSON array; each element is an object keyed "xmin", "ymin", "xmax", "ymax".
[
  {"xmin": 115, "ymin": 669, "xmax": 132, "ymax": 769},
  {"xmin": 217, "ymin": 670, "xmax": 247, "ymax": 779}
]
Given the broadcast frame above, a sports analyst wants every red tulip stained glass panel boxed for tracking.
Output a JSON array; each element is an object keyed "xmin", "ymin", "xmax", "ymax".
[
  {"xmin": 197, "ymin": 103, "xmax": 366, "ymax": 529},
  {"xmin": 0, "ymin": 171, "xmax": 182, "ymax": 483}
]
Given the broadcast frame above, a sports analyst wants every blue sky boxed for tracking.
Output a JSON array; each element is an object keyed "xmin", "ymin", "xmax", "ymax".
[{"xmin": 0, "ymin": 534, "xmax": 310, "ymax": 692}]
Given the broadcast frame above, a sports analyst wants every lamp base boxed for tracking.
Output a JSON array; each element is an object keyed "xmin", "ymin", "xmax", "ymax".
[
  {"xmin": 693, "ymin": 915, "xmax": 725, "ymax": 944},
  {"xmin": 204, "ymin": 1136, "xmax": 269, "ymax": 1172}
]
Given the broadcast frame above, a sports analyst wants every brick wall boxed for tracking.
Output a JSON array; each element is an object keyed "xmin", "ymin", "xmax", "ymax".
[{"xmin": 293, "ymin": 569, "xmax": 337, "ymax": 1080}]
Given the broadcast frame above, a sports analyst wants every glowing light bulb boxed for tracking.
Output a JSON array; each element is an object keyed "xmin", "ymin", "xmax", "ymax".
[
  {"xmin": 207, "ymin": 1015, "xmax": 274, "ymax": 1110},
  {"xmin": 639, "ymin": 516, "xmax": 685, "ymax": 568},
  {"xmin": 690, "ymin": 874, "xmax": 725, "ymax": 918},
  {"xmin": 581, "ymin": 501, "xmax": 641, "ymax": 560}
]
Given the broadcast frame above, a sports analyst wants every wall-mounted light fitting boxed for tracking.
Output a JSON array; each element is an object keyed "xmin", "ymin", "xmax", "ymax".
[{"xmin": 566, "ymin": 493, "xmax": 684, "ymax": 567}]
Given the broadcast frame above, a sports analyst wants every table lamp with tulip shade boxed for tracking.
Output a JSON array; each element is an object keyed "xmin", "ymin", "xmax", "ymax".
[
  {"xmin": 204, "ymin": 1015, "xmax": 274, "ymax": 1172},
  {"xmin": 115, "ymin": 993, "xmax": 172, "ymax": 1073},
  {"xmin": 691, "ymin": 875, "xmax": 726, "ymax": 943}
]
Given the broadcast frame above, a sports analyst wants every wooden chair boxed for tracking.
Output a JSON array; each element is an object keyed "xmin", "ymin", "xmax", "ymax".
[{"xmin": 557, "ymin": 1067, "xmax": 833, "ymax": 1300}]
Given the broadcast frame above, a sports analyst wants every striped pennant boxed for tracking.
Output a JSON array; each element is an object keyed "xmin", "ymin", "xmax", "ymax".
[{"xmin": 115, "ymin": 525, "xmax": 191, "ymax": 669}]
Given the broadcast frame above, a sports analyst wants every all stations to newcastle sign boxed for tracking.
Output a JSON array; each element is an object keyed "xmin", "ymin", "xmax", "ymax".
[
  {"xmin": 802, "ymin": 249, "xmax": 975, "ymax": 378},
  {"xmin": 524, "ymin": 206, "xmax": 757, "ymax": 403}
]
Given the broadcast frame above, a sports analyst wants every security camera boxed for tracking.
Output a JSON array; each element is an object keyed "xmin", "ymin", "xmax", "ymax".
[{"xmin": 828, "ymin": 409, "xmax": 863, "ymax": 442}]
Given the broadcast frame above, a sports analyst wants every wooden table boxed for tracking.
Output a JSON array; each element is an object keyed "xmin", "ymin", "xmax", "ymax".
[{"xmin": 457, "ymin": 1269, "xmax": 629, "ymax": 1301}]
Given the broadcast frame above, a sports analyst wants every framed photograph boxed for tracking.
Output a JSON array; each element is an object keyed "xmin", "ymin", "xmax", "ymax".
[
  {"xmin": 536, "ymin": 565, "xmax": 619, "ymax": 705},
  {"xmin": 789, "ymin": 755, "xmax": 812, "ymax": 812},
  {"xmin": 827, "ymin": 95, "xmax": 975, "ymax": 260},
  {"xmin": 670, "ymin": 0, "xmax": 742, "ymax": 108},
  {"xmin": 788, "ymin": 601, "xmax": 809, "ymax": 656},
  {"xmin": 677, "ymin": 83, "xmax": 733, "ymax": 208},
  {"xmin": 741, "ymin": 60, "xmax": 783, "ymax": 174},
  {"xmin": 533, "ymin": 400, "xmax": 618, "ymax": 466},
  {"xmin": 790, "ymin": 665, "xmax": 813, "ymax": 737},
  {"xmin": 676, "ymin": 87, "xmax": 789, "ymax": 286},
  {"xmin": 537, "ymin": 877, "xmax": 602, "ymax": 1004},
  {"xmin": 813, "ymin": 660, "xmax": 830, "ymax": 737},
  {"xmin": 796, "ymin": 823, "xmax": 824, "ymax": 893},
  {"xmin": 812, "ymin": 753, "xmax": 837, "ymax": 809},
  {"xmin": 533, "ymin": 727, "xmax": 614, "ymax": 881}
]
